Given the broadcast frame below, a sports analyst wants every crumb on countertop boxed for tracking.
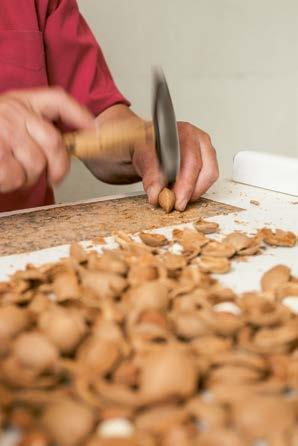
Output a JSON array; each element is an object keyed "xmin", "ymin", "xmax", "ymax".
[{"xmin": 250, "ymin": 200, "xmax": 260, "ymax": 206}]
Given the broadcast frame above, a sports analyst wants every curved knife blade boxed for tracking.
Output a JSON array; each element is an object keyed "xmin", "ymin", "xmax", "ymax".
[{"xmin": 153, "ymin": 69, "xmax": 180, "ymax": 184}]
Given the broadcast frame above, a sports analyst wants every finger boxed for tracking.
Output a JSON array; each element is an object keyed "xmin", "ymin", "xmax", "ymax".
[
  {"xmin": 172, "ymin": 123, "xmax": 202, "ymax": 211},
  {"xmin": 21, "ymin": 88, "xmax": 95, "ymax": 130},
  {"xmin": 26, "ymin": 116, "xmax": 70, "ymax": 184},
  {"xmin": 133, "ymin": 142, "xmax": 166, "ymax": 205},
  {"xmin": 191, "ymin": 142, "xmax": 219, "ymax": 201},
  {"xmin": 0, "ymin": 142, "xmax": 26, "ymax": 193},
  {"xmin": 12, "ymin": 130, "xmax": 47, "ymax": 188}
]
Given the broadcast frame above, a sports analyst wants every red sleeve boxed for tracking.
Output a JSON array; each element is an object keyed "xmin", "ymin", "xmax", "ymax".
[{"xmin": 43, "ymin": 0, "xmax": 130, "ymax": 116}]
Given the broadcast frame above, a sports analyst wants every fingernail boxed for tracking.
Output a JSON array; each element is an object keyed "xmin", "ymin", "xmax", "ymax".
[{"xmin": 175, "ymin": 197, "xmax": 188, "ymax": 212}]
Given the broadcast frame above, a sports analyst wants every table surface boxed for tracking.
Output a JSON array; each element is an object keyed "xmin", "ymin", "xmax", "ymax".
[
  {"xmin": 0, "ymin": 179, "xmax": 297, "ymax": 293},
  {"xmin": 0, "ymin": 194, "xmax": 238, "ymax": 256}
]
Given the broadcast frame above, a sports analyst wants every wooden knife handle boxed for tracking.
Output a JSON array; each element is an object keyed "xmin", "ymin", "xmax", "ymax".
[{"xmin": 63, "ymin": 120, "xmax": 155, "ymax": 159}]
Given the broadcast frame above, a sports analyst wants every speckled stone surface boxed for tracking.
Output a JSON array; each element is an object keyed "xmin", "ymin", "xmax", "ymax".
[{"xmin": 0, "ymin": 196, "xmax": 240, "ymax": 256}]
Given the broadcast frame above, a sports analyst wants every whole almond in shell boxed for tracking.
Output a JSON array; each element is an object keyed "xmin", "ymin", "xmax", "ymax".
[{"xmin": 158, "ymin": 188, "xmax": 175, "ymax": 213}]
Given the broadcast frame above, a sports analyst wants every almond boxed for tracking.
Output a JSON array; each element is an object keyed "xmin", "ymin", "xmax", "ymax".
[{"xmin": 158, "ymin": 188, "xmax": 176, "ymax": 213}]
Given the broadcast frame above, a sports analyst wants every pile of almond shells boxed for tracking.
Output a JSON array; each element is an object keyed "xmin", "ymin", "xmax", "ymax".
[{"xmin": 0, "ymin": 221, "xmax": 297, "ymax": 446}]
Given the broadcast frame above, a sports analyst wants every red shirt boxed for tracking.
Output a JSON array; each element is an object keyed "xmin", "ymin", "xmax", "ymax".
[{"xmin": 0, "ymin": 0, "xmax": 128, "ymax": 212}]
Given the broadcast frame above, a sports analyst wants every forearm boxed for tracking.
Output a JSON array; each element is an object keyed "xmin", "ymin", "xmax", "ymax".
[{"xmin": 84, "ymin": 104, "xmax": 142, "ymax": 184}]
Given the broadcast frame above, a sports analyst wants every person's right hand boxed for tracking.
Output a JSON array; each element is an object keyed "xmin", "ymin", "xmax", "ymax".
[{"xmin": 0, "ymin": 87, "xmax": 94, "ymax": 193}]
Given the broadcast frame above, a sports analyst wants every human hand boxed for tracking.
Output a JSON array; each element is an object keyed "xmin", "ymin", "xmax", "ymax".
[
  {"xmin": 0, "ymin": 88, "xmax": 94, "ymax": 193},
  {"xmin": 133, "ymin": 121, "xmax": 219, "ymax": 211},
  {"xmin": 89, "ymin": 105, "xmax": 219, "ymax": 211}
]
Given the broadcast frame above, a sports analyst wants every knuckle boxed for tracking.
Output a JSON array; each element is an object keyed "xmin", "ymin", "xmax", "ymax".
[
  {"xmin": 206, "ymin": 167, "xmax": 219, "ymax": 184},
  {"xmin": 201, "ymin": 131, "xmax": 212, "ymax": 146},
  {"xmin": 178, "ymin": 121, "xmax": 193, "ymax": 138}
]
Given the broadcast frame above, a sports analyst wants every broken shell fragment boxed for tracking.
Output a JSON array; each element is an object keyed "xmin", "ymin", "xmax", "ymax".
[
  {"xmin": 126, "ymin": 281, "xmax": 169, "ymax": 312},
  {"xmin": 190, "ymin": 336, "xmax": 232, "ymax": 358},
  {"xmin": 233, "ymin": 396, "xmax": 296, "ymax": 440},
  {"xmin": 135, "ymin": 404, "xmax": 188, "ymax": 435},
  {"xmin": 186, "ymin": 397, "xmax": 228, "ymax": 430},
  {"xmin": 128, "ymin": 263, "xmax": 159, "ymax": 287},
  {"xmin": 139, "ymin": 232, "xmax": 168, "ymax": 247},
  {"xmin": 41, "ymin": 399, "xmax": 95, "ymax": 446},
  {"xmin": 69, "ymin": 242, "xmax": 87, "ymax": 263},
  {"xmin": 52, "ymin": 271, "xmax": 80, "ymax": 302},
  {"xmin": 171, "ymin": 311, "xmax": 210, "ymax": 339},
  {"xmin": 173, "ymin": 229, "xmax": 209, "ymax": 251},
  {"xmin": 201, "ymin": 241, "xmax": 236, "ymax": 258},
  {"xmin": 195, "ymin": 256, "xmax": 231, "ymax": 274},
  {"xmin": 196, "ymin": 429, "xmax": 245, "ymax": 446},
  {"xmin": 13, "ymin": 332, "xmax": 59, "ymax": 373},
  {"xmin": 259, "ymin": 228, "xmax": 297, "ymax": 247},
  {"xmin": 222, "ymin": 232, "xmax": 253, "ymax": 253},
  {"xmin": 261, "ymin": 264, "xmax": 291, "ymax": 292},
  {"xmin": 80, "ymin": 270, "xmax": 127, "ymax": 299},
  {"xmin": 158, "ymin": 188, "xmax": 176, "ymax": 213},
  {"xmin": 207, "ymin": 365, "xmax": 262, "ymax": 386},
  {"xmin": 113, "ymin": 360, "xmax": 139, "ymax": 387},
  {"xmin": 140, "ymin": 346, "xmax": 198, "ymax": 404},
  {"xmin": 159, "ymin": 252, "xmax": 187, "ymax": 272},
  {"xmin": 276, "ymin": 281, "xmax": 298, "ymax": 299},
  {"xmin": 38, "ymin": 306, "xmax": 87, "ymax": 354},
  {"xmin": 0, "ymin": 305, "xmax": 30, "ymax": 339},
  {"xmin": 194, "ymin": 218, "xmax": 219, "ymax": 234},
  {"xmin": 77, "ymin": 336, "xmax": 120, "ymax": 375},
  {"xmin": 197, "ymin": 309, "xmax": 243, "ymax": 337},
  {"xmin": 89, "ymin": 251, "xmax": 128, "ymax": 276}
]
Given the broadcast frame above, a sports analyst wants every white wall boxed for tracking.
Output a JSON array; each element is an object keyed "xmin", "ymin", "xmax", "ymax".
[{"xmin": 56, "ymin": 0, "xmax": 298, "ymax": 203}]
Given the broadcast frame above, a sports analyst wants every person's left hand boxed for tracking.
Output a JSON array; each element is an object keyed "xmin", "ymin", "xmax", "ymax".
[
  {"xmin": 133, "ymin": 120, "xmax": 219, "ymax": 211},
  {"xmin": 88, "ymin": 105, "xmax": 219, "ymax": 211}
]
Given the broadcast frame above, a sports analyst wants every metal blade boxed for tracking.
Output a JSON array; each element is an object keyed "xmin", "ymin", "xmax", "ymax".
[{"xmin": 153, "ymin": 69, "xmax": 180, "ymax": 184}]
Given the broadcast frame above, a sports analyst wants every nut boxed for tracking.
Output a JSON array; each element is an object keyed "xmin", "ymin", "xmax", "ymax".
[
  {"xmin": 139, "ymin": 232, "xmax": 168, "ymax": 247},
  {"xmin": 158, "ymin": 188, "xmax": 176, "ymax": 213}
]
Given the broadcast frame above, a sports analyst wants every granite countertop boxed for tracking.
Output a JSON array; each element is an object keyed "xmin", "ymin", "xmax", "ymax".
[{"xmin": 0, "ymin": 195, "xmax": 239, "ymax": 256}]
